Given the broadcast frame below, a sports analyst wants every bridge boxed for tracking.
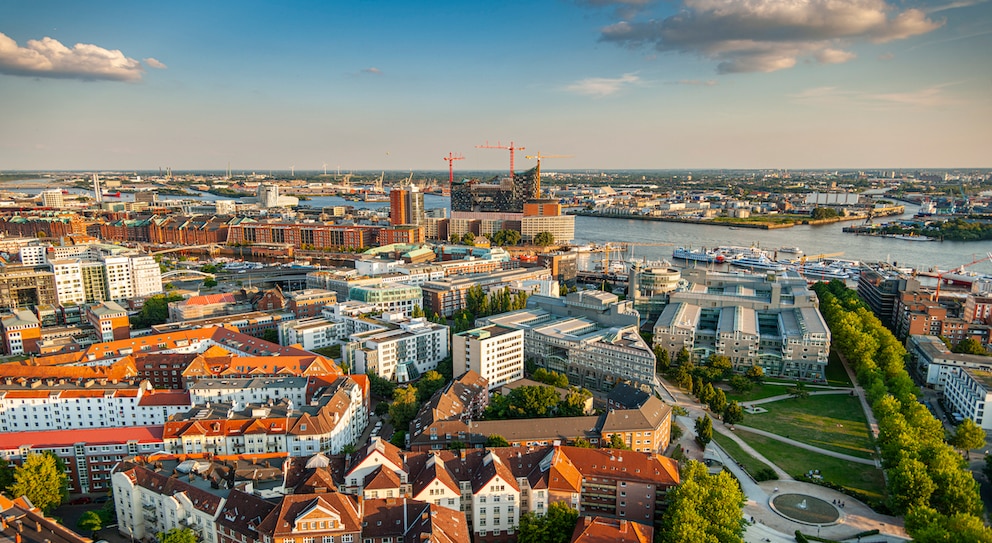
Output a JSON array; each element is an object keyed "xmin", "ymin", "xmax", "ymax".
[
  {"xmin": 150, "ymin": 244, "xmax": 225, "ymax": 256},
  {"xmin": 162, "ymin": 269, "xmax": 216, "ymax": 280}
]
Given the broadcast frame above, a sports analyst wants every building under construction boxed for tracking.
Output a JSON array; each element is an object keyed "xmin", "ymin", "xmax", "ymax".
[{"xmin": 451, "ymin": 168, "xmax": 540, "ymax": 213}]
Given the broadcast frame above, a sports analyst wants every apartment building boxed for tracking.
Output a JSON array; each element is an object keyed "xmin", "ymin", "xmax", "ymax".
[
  {"xmin": 87, "ymin": 300, "xmax": 130, "ymax": 342},
  {"xmin": 943, "ymin": 366, "xmax": 992, "ymax": 429},
  {"xmin": 0, "ymin": 425, "xmax": 164, "ymax": 494},
  {"xmin": 346, "ymin": 314, "xmax": 450, "ymax": 383},
  {"xmin": 0, "ymin": 264, "xmax": 58, "ymax": 310},
  {"xmin": 452, "ymin": 325, "xmax": 525, "ymax": 390},
  {"xmin": 188, "ymin": 377, "xmax": 308, "ymax": 407},
  {"xmin": 1, "ymin": 309, "xmax": 41, "ymax": 355},
  {"xmin": 907, "ymin": 334, "xmax": 992, "ymax": 391},
  {"xmin": 421, "ymin": 267, "xmax": 552, "ymax": 318},
  {"xmin": 348, "ymin": 283, "xmax": 423, "ymax": 317}
]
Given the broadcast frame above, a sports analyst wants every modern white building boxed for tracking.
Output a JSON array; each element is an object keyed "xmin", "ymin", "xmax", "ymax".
[
  {"xmin": 130, "ymin": 255, "xmax": 164, "ymax": 297},
  {"xmin": 452, "ymin": 325, "xmax": 525, "ymax": 390},
  {"xmin": 187, "ymin": 377, "xmax": 309, "ymax": 407},
  {"xmin": 40, "ymin": 189, "xmax": 64, "ymax": 208},
  {"xmin": 103, "ymin": 256, "xmax": 135, "ymax": 301},
  {"xmin": 51, "ymin": 259, "xmax": 86, "ymax": 305},
  {"xmin": 346, "ymin": 313, "xmax": 449, "ymax": 382},
  {"xmin": 19, "ymin": 245, "xmax": 49, "ymax": 266},
  {"xmin": 348, "ymin": 283, "xmax": 423, "ymax": 317},
  {"xmin": 943, "ymin": 366, "xmax": 992, "ymax": 429}
]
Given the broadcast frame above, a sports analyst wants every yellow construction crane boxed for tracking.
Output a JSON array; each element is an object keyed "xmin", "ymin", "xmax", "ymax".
[{"xmin": 525, "ymin": 152, "xmax": 571, "ymax": 198}]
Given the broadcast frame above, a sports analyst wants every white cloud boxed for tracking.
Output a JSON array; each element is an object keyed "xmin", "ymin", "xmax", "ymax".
[
  {"xmin": 672, "ymin": 79, "xmax": 718, "ymax": 86},
  {"xmin": 598, "ymin": 0, "xmax": 943, "ymax": 73},
  {"xmin": 362, "ymin": 67, "xmax": 382, "ymax": 75},
  {"xmin": 565, "ymin": 73, "xmax": 640, "ymax": 96},
  {"xmin": 144, "ymin": 57, "xmax": 167, "ymax": 69},
  {"xmin": 0, "ymin": 32, "xmax": 145, "ymax": 81},
  {"xmin": 790, "ymin": 84, "xmax": 959, "ymax": 107}
]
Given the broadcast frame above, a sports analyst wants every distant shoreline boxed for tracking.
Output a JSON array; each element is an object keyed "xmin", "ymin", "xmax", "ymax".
[{"xmin": 566, "ymin": 209, "xmax": 903, "ymax": 229}]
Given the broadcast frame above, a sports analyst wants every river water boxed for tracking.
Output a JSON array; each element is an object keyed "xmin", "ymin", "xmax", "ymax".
[{"xmin": 8, "ymin": 182, "xmax": 989, "ymax": 275}]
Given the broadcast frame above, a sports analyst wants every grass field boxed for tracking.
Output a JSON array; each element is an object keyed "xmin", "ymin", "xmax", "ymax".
[
  {"xmin": 825, "ymin": 351, "xmax": 853, "ymax": 387},
  {"xmin": 711, "ymin": 432, "xmax": 778, "ymax": 480},
  {"xmin": 742, "ymin": 394, "xmax": 875, "ymax": 459},
  {"xmin": 735, "ymin": 432, "xmax": 887, "ymax": 501}
]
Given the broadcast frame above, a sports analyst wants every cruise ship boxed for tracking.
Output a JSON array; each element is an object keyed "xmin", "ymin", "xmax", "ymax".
[
  {"xmin": 730, "ymin": 256, "xmax": 788, "ymax": 272},
  {"xmin": 673, "ymin": 247, "xmax": 719, "ymax": 263}
]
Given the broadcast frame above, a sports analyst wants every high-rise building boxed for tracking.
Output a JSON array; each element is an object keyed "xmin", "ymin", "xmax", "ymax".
[
  {"xmin": 452, "ymin": 325, "xmax": 525, "ymax": 390},
  {"xmin": 40, "ymin": 190, "xmax": 64, "ymax": 208},
  {"xmin": 389, "ymin": 185, "xmax": 425, "ymax": 226}
]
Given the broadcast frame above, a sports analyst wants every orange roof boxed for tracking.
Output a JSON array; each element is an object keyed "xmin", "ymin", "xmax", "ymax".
[
  {"xmin": 2, "ymin": 391, "xmax": 50, "ymax": 399},
  {"xmin": 138, "ymin": 390, "xmax": 191, "ymax": 407},
  {"xmin": 183, "ymin": 293, "xmax": 237, "ymax": 306},
  {"xmin": 0, "ymin": 425, "xmax": 164, "ymax": 450},
  {"xmin": 570, "ymin": 516, "xmax": 653, "ymax": 543}
]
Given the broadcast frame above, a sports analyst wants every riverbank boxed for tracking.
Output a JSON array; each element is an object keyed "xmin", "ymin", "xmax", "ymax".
[{"xmin": 567, "ymin": 206, "xmax": 904, "ymax": 230}]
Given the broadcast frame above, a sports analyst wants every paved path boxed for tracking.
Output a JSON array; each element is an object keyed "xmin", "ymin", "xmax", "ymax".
[
  {"xmin": 731, "ymin": 425, "xmax": 877, "ymax": 465},
  {"xmin": 659, "ymin": 372, "xmax": 909, "ymax": 542},
  {"xmin": 745, "ymin": 389, "xmax": 854, "ymax": 406},
  {"xmin": 836, "ymin": 352, "xmax": 881, "ymax": 441}
]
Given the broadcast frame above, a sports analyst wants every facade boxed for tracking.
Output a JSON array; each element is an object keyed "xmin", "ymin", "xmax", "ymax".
[
  {"xmin": 227, "ymin": 221, "xmax": 377, "ymax": 250},
  {"xmin": 0, "ymin": 264, "xmax": 58, "ymax": 310},
  {"xmin": 285, "ymin": 289, "xmax": 338, "ymax": 319},
  {"xmin": 421, "ymin": 267, "xmax": 552, "ymax": 318},
  {"xmin": 87, "ymin": 300, "xmax": 131, "ymax": 342},
  {"xmin": 51, "ymin": 259, "xmax": 86, "ymax": 305},
  {"xmin": 519, "ymin": 215, "xmax": 575, "ymax": 244},
  {"xmin": 188, "ymin": 376, "xmax": 309, "ymax": 407},
  {"xmin": 943, "ymin": 366, "xmax": 992, "ymax": 429},
  {"xmin": 857, "ymin": 266, "xmax": 920, "ymax": 329},
  {"xmin": 653, "ymin": 269, "xmax": 831, "ymax": 382},
  {"xmin": 481, "ymin": 291, "xmax": 655, "ymax": 392},
  {"xmin": 452, "ymin": 325, "xmax": 525, "ymax": 390},
  {"xmin": 0, "ymin": 425, "xmax": 164, "ymax": 494},
  {"xmin": 907, "ymin": 334, "xmax": 992, "ymax": 391},
  {"xmin": 346, "ymin": 314, "xmax": 450, "ymax": 383},
  {"xmin": 348, "ymin": 283, "xmax": 422, "ymax": 316},
  {"xmin": 1, "ymin": 309, "xmax": 42, "ymax": 355}
]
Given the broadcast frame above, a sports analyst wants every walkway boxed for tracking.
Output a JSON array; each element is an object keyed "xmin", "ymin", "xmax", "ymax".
[
  {"xmin": 731, "ymin": 425, "xmax": 877, "ymax": 465},
  {"xmin": 836, "ymin": 352, "xmax": 881, "ymax": 441},
  {"xmin": 745, "ymin": 389, "xmax": 854, "ymax": 406}
]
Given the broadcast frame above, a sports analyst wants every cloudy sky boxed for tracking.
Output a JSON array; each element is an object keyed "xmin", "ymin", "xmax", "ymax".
[{"xmin": 1, "ymin": 0, "xmax": 989, "ymax": 171}]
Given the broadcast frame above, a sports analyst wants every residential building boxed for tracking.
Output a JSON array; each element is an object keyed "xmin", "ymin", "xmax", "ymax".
[
  {"xmin": 0, "ymin": 425, "xmax": 165, "ymax": 494},
  {"xmin": 40, "ymin": 190, "xmax": 64, "ymax": 208},
  {"xmin": 653, "ymin": 269, "xmax": 831, "ymax": 382},
  {"xmin": 50, "ymin": 259, "xmax": 86, "ymax": 305},
  {"xmin": 346, "ymin": 314, "xmax": 449, "ymax": 383},
  {"xmin": 481, "ymin": 291, "xmax": 655, "ymax": 392},
  {"xmin": 907, "ymin": 334, "xmax": 992, "ymax": 391},
  {"xmin": 452, "ymin": 325, "xmax": 525, "ymax": 390},
  {"xmin": 421, "ymin": 267, "xmax": 552, "ymax": 318},
  {"xmin": 943, "ymin": 366, "xmax": 992, "ymax": 429},
  {"xmin": 0, "ymin": 494, "xmax": 92, "ymax": 543},
  {"xmin": 285, "ymin": 289, "xmax": 338, "ymax": 319},
  {"xmin": 0, "ymin": 264, "xmax": 58, "ymax": 310},
  {"xmin": 87, "ymin": 300, "xmax": 130, "ymax": 342},
  {"xmin": 348, "ymin": 283, "xmax": 422, "ymax": 317},
  {"xmin": 188, "ymin": 377, "xmax": 309, "ymax": 407},
  {"xmin": 570, "ymin": 516, "xmax": 653, "ymax": 543},
  {"xmin": 1, "ymin": 309, "xmax": 41, "ymax": 355},
  {"xmin": 857, "ymin": 266, "xmax": 920, "ymax": 329}
]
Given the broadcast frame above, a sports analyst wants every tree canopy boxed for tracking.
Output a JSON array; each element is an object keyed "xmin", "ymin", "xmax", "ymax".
[
  {"xmin": 157, "ymin": 528, "xmax": 198, "ymax": 543},
  {"xmin": 518, "ymin": 502, "xmax": 578, "ymax": 543},
  {"xmin": 694, "ymin": 416, "xmax": 713, "ymax": 448},
  {"xmin": 388, "ymin": 385, "xmax": 420, "ymax": 429},
  {"xmin": 8, "ymin": 452, "xmax": 68, "ymax": 513},
  {"xmin": 130, "ymin": 293, "xmax": 184, "ymax": 329},
  {"xmin": 533, "ymin": 231, "xmax": 555, "ymax": 247},
  {"xmin": 416, "ymin": 370, "xmax": 447, "ymax": 402},
  {"xmin": 659, "ymin": 460, "xmax": 747, "ymax": 543}
]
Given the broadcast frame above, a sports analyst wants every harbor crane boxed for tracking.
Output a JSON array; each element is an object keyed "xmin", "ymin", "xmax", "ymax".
[
  {"xmin": 933, "ymin": 252, "xmax": 992, "ymax": 300},
  {"xmin": 476, "ymin": 140, "xmax": 525, "ymax": 181},
  {"xmin": 524, "ymin": 152, "xmax": 571, "ymax": 198},
  {"xmin": 442, "ymin": 152, "xmax": 465, "ymax": 191}
]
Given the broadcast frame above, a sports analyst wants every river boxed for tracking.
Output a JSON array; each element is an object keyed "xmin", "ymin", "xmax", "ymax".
[{"xmin": 7, "ymin": 182, "xmax": 988, "ymax": 274}]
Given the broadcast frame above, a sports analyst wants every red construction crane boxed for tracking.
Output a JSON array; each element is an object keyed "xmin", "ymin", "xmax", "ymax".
[
  {"xmin": 442, "ymin": 152, "xmax": 465, "ymax": 190},
  {"xmin": 933, "ymin": 252, "xmax": 992, "ymax": 300},
  {"xmin": 525, "ymin": 152, "xmax": 571, "ymax": 198},
  {"xmin": 476, "ymin": 140, "xmax": 525, "ymax": 181}
]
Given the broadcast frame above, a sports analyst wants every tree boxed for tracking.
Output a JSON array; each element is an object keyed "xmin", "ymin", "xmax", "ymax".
[
  {"xmin": 676, "ymin": 347, "xmax": 692, "ymax": 367},
  {"xmin": 655, "ymin": 346, "xmax": 670, "ymax": 373},
  {"xmin": 390, "ymin": 430, "xmax": 407, "ymax": 448},
  {"xmin": 130, "ymin": 293, "xmax": 183, "ymax": 329},
  {"xmin": 533, "ymin": 231, "xmax": 555, "ymax": 247},
  {"xmin": 157, "ymin": 528, "xmax": 197, "ymax": 543},
  {"xmin": 950, "ymin": 419, "xmax": 987, "ymax": 459},
  {"xmin": 461, "ymin": 232, "xmax": 475, "ymax": 245},
  {"xmin": 694, "ymin": 416, "xmax": 713, "ymax": 448},
  {"xmin": 745, "ymin": 365, "xmax": 765, "ymax": 383},
  {"xmin": 411, "ymin": 305, "xmax": 425, "ymax": 318},
  {"xmin": 77, "ymin": 511, "xmax": 103, "ymax": 535},
  {"xmin": 532, "ymin": 368, "xmax": 569, "ymax": 388},
  {"xmin": 388, "ymin": 385, "xmax": 420, "ymax": 429},
  {"xmin": 368, "ymin": 373, "xmax": 397, "ymax": 400},
  {"xmin": 486, "ymin": 434, "xmax": 510, "ymax": 447},
  {"xmin": 659, "ymin": 461, "xmax": 747, "ymax": 543},
  {"xmin": 8, "ymin": 452, "xmax": 68, "ymax": 513},
  {"xmin": 260, "ymin": 329, "xmax": 280, "ymax": 344},
  {"xmin": 572, "ymin": 438, "xmax": 594, "ymax": 448},
  {"xmin": 706, "ymin": 354, "xmax": 733, "ymax": 378},
  {"xmin": 518, "ymin": 502, "xmax": 579, "ymax": 543},
  {"xmin": 952, "ymin": 338, "xmax": 988, "ymax": 356},
  {"xmin": 708, "ymin": 388, "xmax": 727, "ymax": 414},
  {"xmin": 202, "ymin": 277, "xmax": 218, "ymax": 288},
  {"xmin": 723, "ymin": 400, "xmax": 744, "ymax": 426},
  {"xmin": 788, "ymin": 382, "xmax": 810, "ymax": 400},
  {"xmin": 608, "ymin": 433, "xmax": 630, "ymax": 450},
  {"xmin": 889, "ymin": 458, "xmax": 936, "ymax": 514},
  {"xmin": 0, "ymin": 458, "xmax": 13, "ymax": 493},
  {"xmin": 811, "ymin": 207, "xmax": 840, "ymax": 220},
  {"xmin": 728, "ymin": 375, "xmax": 753, "ymax": 394},
  {"xmin": 416, "ymin": 370, "xmax": 447, "ymax": 402},
  {"xmin": 557, "ymin": 389, "xmax": 592, "ymax": 417}
]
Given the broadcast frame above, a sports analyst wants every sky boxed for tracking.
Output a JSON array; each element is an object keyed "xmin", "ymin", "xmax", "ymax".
[{"xmin": 0, "ymin": 0, "xmax": 990, "ymax": 171}]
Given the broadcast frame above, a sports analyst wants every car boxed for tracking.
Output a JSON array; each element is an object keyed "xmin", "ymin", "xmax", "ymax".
[{"xmin": 69, "ymin": 497, "xmax": 93, "ymax": 505}]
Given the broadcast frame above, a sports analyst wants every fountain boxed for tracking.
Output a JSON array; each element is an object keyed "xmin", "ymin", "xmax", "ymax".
[{"xmin": 771, "ymin": 494, "xmax": 840, "ymax": 525}]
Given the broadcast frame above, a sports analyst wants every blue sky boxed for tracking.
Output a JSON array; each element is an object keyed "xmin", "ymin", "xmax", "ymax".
[{"xmin": 1, "ymin": 0, "xmax": 990, "ymax": 171}]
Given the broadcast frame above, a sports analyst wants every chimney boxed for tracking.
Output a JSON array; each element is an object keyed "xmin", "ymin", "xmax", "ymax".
[
  {"xmin": 35, "ymin": 521, "xmax": 41, "ymax": 532},
  {"xmin": 583, "ymin": 517, "xmax": 593, "ymax": 527},
  {"xmin": 619, "ymin": 519, "xmax": 628, "ymax": 533}
]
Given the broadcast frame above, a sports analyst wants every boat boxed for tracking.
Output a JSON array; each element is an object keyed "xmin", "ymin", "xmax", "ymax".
[
  {"xmin": 889, "ymin": 234, "xmax": 936, "ymax": 242},
  {"xmin": 673, "ymin": 247, "xmax": 718, "ymax": 263},
  {"xmin": 730, "ymin": 256, "xmax": 788, "ymax": 272},
  {"xmin": 103, "ymin": 191, "xmax": 122, "ymax": 198},
  {"xmin": 800, "ymin": 263, "xmax": 851, "ymax": 280}
]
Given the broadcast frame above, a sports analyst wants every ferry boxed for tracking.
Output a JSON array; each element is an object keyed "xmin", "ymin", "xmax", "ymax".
[
  {"xmin": 888, "ymin": 234, "xmax": 936, "ymax": 242},
  {"xmin": 730, "ymin": 256, "xmax": 788, "ymax": 272},
  {"xmin": 673, "ymin": 247, "xmax": 719, "ymax": 263}
]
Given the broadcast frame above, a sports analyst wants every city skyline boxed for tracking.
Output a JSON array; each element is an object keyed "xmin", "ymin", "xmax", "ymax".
[{"xmin": 1, "ymin": 0, "xmax": 991, "ymax": 171}]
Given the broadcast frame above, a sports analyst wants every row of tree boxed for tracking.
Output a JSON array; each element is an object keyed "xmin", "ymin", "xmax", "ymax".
[
  {"xmin": 451, "ymin": 230, "xmax": 556, "ymax": 247},
  {"xmin": 483, "ymin": 384, "xmax": 593, "ymax": 420},
  {"xmin": 813, "ymin": 281, "xmax": 992, "ymax": 541}
]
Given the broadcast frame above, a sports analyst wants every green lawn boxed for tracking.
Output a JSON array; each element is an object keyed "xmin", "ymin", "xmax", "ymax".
[
  {"xmin": 742, "ymin": 394, "xmax": 875, "ymax": 459},
  {"xmin": 825, "ymin": 351, "xmax": 853, "ymax": 387},
  {"xmin": 725, "ymin": 382, "xmax": 800, "ymax": 402},
  {"xmin": 736, "ymin": 432, "xmax": 887, "ymax": 501},
  {"xmin": 711, "ymin": 432, "xmax": 778, "ymax": 480}
]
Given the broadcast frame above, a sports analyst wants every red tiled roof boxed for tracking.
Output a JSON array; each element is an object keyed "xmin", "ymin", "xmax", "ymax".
[
  {"xmin": 0, "ymin": 425, "xmax": 164, "ymax": 450},
  {"xmin": 138, "ymin": 390, "xmax": 191, "ymax": 406}
]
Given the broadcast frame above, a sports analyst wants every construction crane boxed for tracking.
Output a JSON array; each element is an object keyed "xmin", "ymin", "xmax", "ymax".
[
  {"xmin": 524, "ymin": 152, "xmax": 571, "ymax": 198},
  {"xmin": 442, "ymin": 152, "xmax": 465, "ymax": 192},
  {"xmin": 933, "ymin": 252, "xmax": 992, "ymax": 300},
  {"xmin": 476, "ymin": 140, "xmax": 525, "ymax": 181}
]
